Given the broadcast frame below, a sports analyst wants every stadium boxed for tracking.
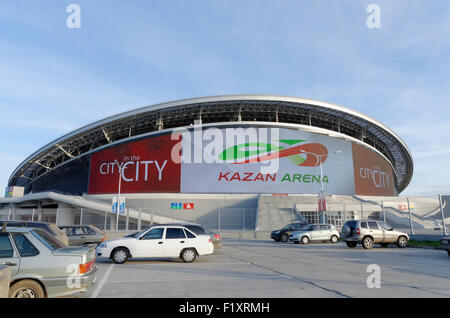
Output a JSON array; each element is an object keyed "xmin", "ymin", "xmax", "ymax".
[{"xmin": 1, "ymin": 95, "xmax": 445, "ymax": 234}]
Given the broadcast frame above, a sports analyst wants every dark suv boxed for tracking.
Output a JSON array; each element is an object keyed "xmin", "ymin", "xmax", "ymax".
[{"xmin": 271, "ymin": 222, "xmax": 309, "ymax": 242}]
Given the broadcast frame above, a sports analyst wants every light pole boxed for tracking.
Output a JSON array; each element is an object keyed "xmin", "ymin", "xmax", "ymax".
[
  {"xmin": 115, "ymin": 160, "xmax": 123, "ymax": 231},
  {"xmin": 298, "ymin": 150, "xmax": 341, "ymax": 224}
]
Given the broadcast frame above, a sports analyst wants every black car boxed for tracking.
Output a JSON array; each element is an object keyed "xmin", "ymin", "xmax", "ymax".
[{"xmin": 271, "ymin": 222, "xmax": 309, "ymax": 242}]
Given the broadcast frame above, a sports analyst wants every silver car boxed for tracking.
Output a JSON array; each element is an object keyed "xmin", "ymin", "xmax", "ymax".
[
  {"xmin": 289, "ymin": 224, "xmax": 340, "ymax": 244},
  {"xmin": 0, "ymin": 226, "xmax": 97, "ymax": 298},
  {"xmin": 59, "ymin": 225, "xmax": 106, "ymax": 246},
  {"xmin": 341, "ymin": 220, "xmax": 409, "ymax": 249}
]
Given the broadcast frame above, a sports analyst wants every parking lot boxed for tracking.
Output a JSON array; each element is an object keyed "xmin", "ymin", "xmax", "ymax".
[{"xmin": 81, "ymin": 239, "xmax": 450, "ymax": 298}]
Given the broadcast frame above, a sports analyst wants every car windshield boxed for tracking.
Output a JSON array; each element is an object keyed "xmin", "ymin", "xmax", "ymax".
[
  {"xmin": 300, "ymin": 225, "xmax": 313, "ymax": 231},
  {"xmin": 31, "ymin": 229, "xmax": 66, "ymax": 250},
  {"xmin": 281, "ymin": 224, "xmax": 293, "ymax": 231},
  {"xmin": 133, "ymin": 227, "xmax": 157, "ymax": 238},
  {"xmin": 201, "ymin": 226, "xmax": 214, "ymax": 234},
  {"xmin": 379, "ymin": 222, "xmax": 393, "ymax": 231},
  {"xmin": 48, "ymin": 224, "xmax": 66, "ymax": 236},
  {"xmin": 185, "ymin": 225, "xmax": 213, "ymax": 234}
]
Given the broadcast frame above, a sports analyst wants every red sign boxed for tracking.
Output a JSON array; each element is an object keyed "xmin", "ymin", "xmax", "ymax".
[
  {"xmin": 318, "ymin": 191, "xmax": 326, "ymax": 212},
  {"xmin": 88, "ymin": 134, "xmax": 180, "ymax": 194},
  {"xmin": 183, "ymin": 203, "xmax": 194, "ymax": 210},
  {"xmin": 352, "ymin": 143, "xmax": 396, "ymax": 196}
]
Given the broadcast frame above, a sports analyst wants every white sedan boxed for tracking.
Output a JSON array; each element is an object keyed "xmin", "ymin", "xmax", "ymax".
[
  {"xmin": 289, "ymin": 224, "xmax": 340, "ymax": 244},
  {"xmin": 96, "ymin": 225, "xmax": 214, "ymax": 263}
]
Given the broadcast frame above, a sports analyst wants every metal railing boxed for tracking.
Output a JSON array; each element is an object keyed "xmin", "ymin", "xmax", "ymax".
[{"xmin": 0, "ymin": 195, "xmax": 447, "ymax": 237}]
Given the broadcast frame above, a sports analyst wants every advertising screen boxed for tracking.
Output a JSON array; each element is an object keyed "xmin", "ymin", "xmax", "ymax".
[
  {"xmin": 180, "ymin": 128, "xmax": 355, "ymax": 194},
  {"xmin": 352, "ymin": 143, "xmax": 396, "ymax": 196},
  {"xmin": 88, "ymin": 134, "xmax": 181, "ymax": 194},
  {"xmin": 86, "ymin": 127, "xmax": 398, "ymax": 196}
]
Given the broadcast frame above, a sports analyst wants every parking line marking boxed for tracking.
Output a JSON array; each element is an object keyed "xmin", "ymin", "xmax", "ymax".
[
  {"xmin": 106, "ymin": 274, "xmax": 288, "ymax": 284},
  {"xmin": 91, "ymin": 264, "xmax": 114, "ymax": 298}
]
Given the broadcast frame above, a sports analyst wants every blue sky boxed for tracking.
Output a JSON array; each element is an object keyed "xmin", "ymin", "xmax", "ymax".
[{"xmin": 0, "ymin": 0, "xmax": 449, "ymax": 197}]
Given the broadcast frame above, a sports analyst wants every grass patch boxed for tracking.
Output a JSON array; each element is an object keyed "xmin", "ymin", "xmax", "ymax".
[{"xmin": 408, "ymin": 240, "xmax": 442, "ymax": 248}]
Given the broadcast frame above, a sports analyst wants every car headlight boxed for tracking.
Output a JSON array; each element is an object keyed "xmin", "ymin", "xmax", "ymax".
[{"xmin": 98, "ymin": 242, "xmax": 107, "ymax": 248}]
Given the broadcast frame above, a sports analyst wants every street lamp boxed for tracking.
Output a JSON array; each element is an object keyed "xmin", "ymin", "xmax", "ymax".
[
  {"xmin": 298, "ymin": 149, "xmax": 341, "ymax": 224},
  {"xmin": 114, "ymin": 160, "xmax": 123, "ymax": 231}
]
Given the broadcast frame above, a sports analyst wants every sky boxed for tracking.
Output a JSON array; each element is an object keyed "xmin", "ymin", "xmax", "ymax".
[{"xmin": 0, "ymin": 0, "xmax": 449, "ymax": 197}]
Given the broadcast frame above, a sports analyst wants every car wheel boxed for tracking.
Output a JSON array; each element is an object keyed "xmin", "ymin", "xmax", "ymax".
[
  {"xmin": 181, "ymin": 248, "xmax": 197, "ymax": 263},
  {"xmin": 112, "ymin": 247, "xmax": 129, "ymax": 264},
  {"xmin": 280, "ymin": 234, "xmax": 289, "ymax": 242},
  {"xmin": 9, "ymin": 280, "xmax": 45, "ymax": 298},
  {"xmin": 331, "ymin": 235, "xmax": 339, "ymax": 243},
  {"xmin": 397, "ymin": 236, "xmax": 408, "ymax": 248},
  {"xmin": 362, "ymin": 237, "xmax": 374, "ymax": 249},
  {"xmin": 301, "ymin": 236, "xmax": 310, "ymax": 244},
  {"xmin": 346, "ymin": 241, "xmax": 357, "ymax": 248},
  {"xmin": 380, "ymin": 243, "xmax": 389, "ymax": 247}
]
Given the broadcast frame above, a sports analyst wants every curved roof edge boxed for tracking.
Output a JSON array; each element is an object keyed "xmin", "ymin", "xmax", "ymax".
[{"xmin": 9, "ymin": 95, "xmax": 413, "ymax": 192}]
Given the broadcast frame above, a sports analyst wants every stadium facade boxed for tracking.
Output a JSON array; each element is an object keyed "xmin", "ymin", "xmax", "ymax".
[{"xmin": 1, "ymin": 95, "xmax": 423, "ymax": 232}]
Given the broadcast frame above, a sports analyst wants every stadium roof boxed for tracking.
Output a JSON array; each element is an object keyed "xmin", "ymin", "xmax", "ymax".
[{"xmin": 9, "ymin": 95, "xmax": 413, "ymax": 193}]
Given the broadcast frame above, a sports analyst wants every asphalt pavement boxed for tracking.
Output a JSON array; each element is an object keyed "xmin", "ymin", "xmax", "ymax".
[{"xmin": 82, "ymin": 239, "xmax": 450, "ymax": 298}]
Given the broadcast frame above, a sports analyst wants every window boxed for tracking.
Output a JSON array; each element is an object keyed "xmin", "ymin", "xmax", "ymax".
[
  {"xmin": 379, "ymin": 222, "xmax": 393, "ymax": 231},
  {"xmin": 84, "ymin": 227, "xmax": 96, "ymax": 235},
  {"xmin": 31, "ymin": 229, "xmax": 65, "ymax": 250},
  {"xmin": 0, "ymin": 221, "xmax": 22, "ymax": 227},
  {"xmin": 166, "ymin": 228, "xmax": 186, "ymax": 239},
  {"xmin": 72, "ymin": 227, "xmax": 85, "ymax": 236},
  {"xmin": 186, "ymin": 225, "xmax": 205, "ymax": 234},
  {"xmin": 12, "ymin": 234, "xmax": 39, "ymax": 257},
  {"xmin": 360, "ymin": 222, "xmax": 368, "ymax": 229},
  {"xmin": 322, "ymin": 225, "xmax": 331, "ymax": 230},
  {"xmin": 0, "ymin": 234, "xmax": 13, "ymax": 258},
  {"xmin": 142, "ymin": 228, "xmax": 164, "ymax": 240},
  {"xmin": 368, "ymin": 222, "xmax": 379, "ymax": 230},
  {"xmin": 184, "ymin": 229, "xmax": 196, "ymax": 238},
  {"xmin": 27, "ymin": 223, "xmax": 46, "ymax": 230},
  {"xmin": 313, "ymin": 225, "xmax": 321, "ymax": 231}
]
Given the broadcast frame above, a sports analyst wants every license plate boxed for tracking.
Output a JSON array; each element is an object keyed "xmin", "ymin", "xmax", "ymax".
[{"xmin": 442, "ymin": 240, "xmax": 448, "ymax": 245}]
